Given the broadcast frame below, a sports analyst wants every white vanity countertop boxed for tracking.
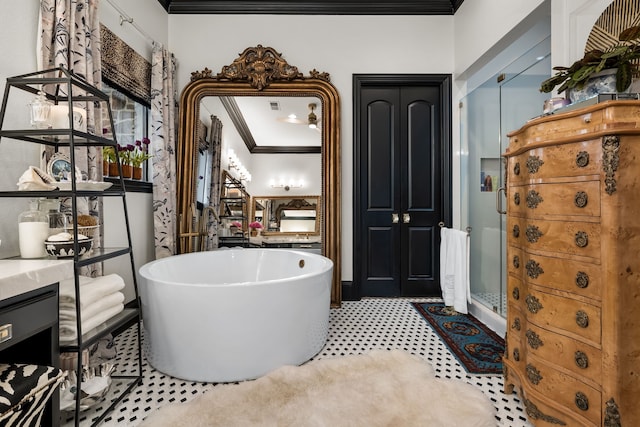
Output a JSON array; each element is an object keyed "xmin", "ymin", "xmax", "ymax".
[
  {"xmin": 250, "ymin": 235, "xmax": 321, "ymax": 244},
  {"xmin": 0, "ymin": 259, "xmax": 74, "ymax": 301}
]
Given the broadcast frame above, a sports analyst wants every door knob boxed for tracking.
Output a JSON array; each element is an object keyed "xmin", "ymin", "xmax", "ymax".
[
  {"xmin": 402, "ymin": 213, "xmax": 410, "ymax": 223},
  {"xmin": 392, "ymin": 213, "xmax": 399, "ymax": 223}
]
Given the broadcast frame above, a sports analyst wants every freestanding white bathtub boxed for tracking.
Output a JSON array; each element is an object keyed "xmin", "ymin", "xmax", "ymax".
[{"xmin": 138, "ymin": 248, "xmax": 333, "ymax": 383}]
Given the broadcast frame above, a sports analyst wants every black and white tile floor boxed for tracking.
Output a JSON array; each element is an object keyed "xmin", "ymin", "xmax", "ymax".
[{"xmin": 64, "ymin": 298, "xmax": 532, "ymax": 427}]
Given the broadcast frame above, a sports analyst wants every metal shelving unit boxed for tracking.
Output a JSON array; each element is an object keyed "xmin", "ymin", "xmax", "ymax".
[
  {"xmin": 219, "ymin": 171, "xmax": 250, "ymax": 248},
  {"xmin": 0, "ymin": 67, "xmax": 142, "ymax": 426}
]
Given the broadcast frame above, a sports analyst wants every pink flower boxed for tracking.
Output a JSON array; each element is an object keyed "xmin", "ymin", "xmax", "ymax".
[
  {"xmin": 231, "ymin": 221, "xmax": 242, "ymax": 228},
  {"xmin": 249, "ymin": 221, "xmax": 263, "ymax": 229}
]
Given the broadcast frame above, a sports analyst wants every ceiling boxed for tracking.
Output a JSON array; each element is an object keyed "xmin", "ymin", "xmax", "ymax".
[
  {"xmin": 202, "ymin": 95, "xmax": 322, "ymax": 153},
  {"xmin": 167, "ymin": 0, "xmax": 465, "ymax": 152},
  {"xmin": 157, "ymin": 0, "xmax": 465, "ymax": 15}
]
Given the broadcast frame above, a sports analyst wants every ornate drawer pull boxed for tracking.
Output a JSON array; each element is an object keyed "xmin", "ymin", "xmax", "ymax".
[
  {"xmin": 575, "ymin": 271, "xmax": 589, "ymax": 289},
  {"xmin": 514, "ymin": 192, "xmax": 520, "ymax": 206},
  {"xmin": 513, "ymin": 224, "xmax": 520, "ymax": 238},
  {"xmin": 512, "ymin": 317, "xmax": 521, "ymax": 331},
  {"xmin": 526, "ymin": 190, "xmax": 543, "ymax": 208},
  {"xmin": 526, "ymin": 329, "xmax": 544, "ymax": 349},
  {"xmin": 575, "ymin": 231, "xmax": 589, "ymax": 248},
  {"xmin": 526, "ymin": 295, "xmax": 543, "ymax": 314},
  {"xmin": 513, "ymin": 348, "xmax": 520, "ymax": 362},
  {"xmin": 575, "ymin": 351, "xmax": 589, "ymax": 369},
  {"xmin": 603, "ymin": 135, "xmax": 620, "ymax": 195},
  {"xmin": 576, "ymin": 310, "xmax": 589, "ymax": 328},
  {"xmin": 526, "ymin": 364, "xmax": 543, "ymax": 385},
  {"xmin": 574, "ymin": 191, "xmax": 588, "ymax": 208},
  {"xmin": 526, "ymin": 259, "xmax": 544, "ymax": 279},
  {"xmin": 513, "ymin": 255, "xmax": 520, "ymax": 269},
  {"xmin": 526, "ymin": 155, "xmax": 544, "ymax": 174},
  {"xmin": 575, "ymin": 392, "xmax": 589, "ymax": 411},
  {"xmin": 514, "ymin": 162, "xmax": 520, "ymax": 176},
  {"xmin": 525, "ymin": 225, "xmax": 543, "ymax": 243},
  {"xmin": 513, "ymin": 287, "xmax": 520, "ymax": 301},
  {"xmin": 576, "ymin": 151, "xmax": 589, "ymax": 167}
]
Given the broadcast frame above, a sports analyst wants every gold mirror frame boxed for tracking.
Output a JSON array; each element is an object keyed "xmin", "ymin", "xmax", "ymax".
[
  {"xmin": 252, "ymin": 195, "xmax": 321, "ymax": 236},
  {"xmin": 176, "ymin": 45, "xmax": 341, "ymax": 306}
]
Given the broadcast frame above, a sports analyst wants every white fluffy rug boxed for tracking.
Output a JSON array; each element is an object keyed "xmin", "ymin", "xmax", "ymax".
[{"xmin": 140, "ymin": 350, "xmax": 496, "ymax": 427}]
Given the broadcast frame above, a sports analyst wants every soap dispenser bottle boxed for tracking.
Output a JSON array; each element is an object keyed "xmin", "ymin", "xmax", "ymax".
[{"xmin": 18, "ymin": 200, "xmax": 49, "ymax": 258}]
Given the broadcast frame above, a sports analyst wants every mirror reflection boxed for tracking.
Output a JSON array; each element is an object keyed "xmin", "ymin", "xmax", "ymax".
[
  {"xmin": 252, "ymin": 196, "xmax": 320, "ymax": 235},
  {"xmin": 176, "ymin": 45, "xmax": 341, "ymax": 305}
]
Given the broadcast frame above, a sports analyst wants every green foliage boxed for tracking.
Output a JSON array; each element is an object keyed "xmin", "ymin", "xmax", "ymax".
[{"xmin": 540, "ymin": 25, "xmax": 640, "ymax": 94}]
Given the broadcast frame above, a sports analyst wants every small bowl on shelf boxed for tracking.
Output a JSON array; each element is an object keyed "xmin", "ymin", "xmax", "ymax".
[
  {"xmin": 45, "ymin": 237, "xmax": 93, "ymax": 258},
  {"xmin": 64, "ymin": 225, "xmax": 99, "ymax": 239}
]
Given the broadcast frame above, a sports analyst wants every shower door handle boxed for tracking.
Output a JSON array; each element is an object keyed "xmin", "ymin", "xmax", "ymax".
[
  {"xmin": 496, "ymin": 187, "xmax": 507, "ymax": 215},
  {"xmin": 392, "ymin": 213, "xmax": 399, "ymax": 224}
]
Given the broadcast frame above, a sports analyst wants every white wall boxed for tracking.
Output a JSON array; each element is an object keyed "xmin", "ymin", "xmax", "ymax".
[
  {"xmin": 0, "ymin": 0, "xmax": 164, "ymax": 303},
  {"xmin": 0, "ymin": 0, "xmax": 620, "ymax": 287},
  {"xmin": 0, "ymin": 1, "xmax": 40, "ymax": 258},
  {"xmin": 168, "ymin": 14, "xmax": 455, "ymax": 281}
]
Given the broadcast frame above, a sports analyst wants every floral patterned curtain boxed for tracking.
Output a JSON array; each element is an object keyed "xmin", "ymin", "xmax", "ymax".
[
  {"xmin": 203, "ymin": 115, "xmax": 223, "ymax": 250},
  {"xmin": 150, "ymin": 42, "xmax": 178, "ymax": 258},
  {"xmin": 39, "ymin": 0, "xmax": 103, "ymax": 275}
]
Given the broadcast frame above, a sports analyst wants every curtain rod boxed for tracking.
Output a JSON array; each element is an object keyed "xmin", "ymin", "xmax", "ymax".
[{"xmin": 104, "ymin": 0, "xmax": 156, "ymax": 46}]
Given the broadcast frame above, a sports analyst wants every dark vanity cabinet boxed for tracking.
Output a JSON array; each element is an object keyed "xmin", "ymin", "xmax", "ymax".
[{"xmin": 0, "ymin": 284, "xmax": 60, "ymax": 426}]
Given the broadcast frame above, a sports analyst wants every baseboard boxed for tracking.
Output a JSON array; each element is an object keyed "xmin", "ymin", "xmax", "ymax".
[{"xmin": 341, "ymin": 281, "xmax": 360, "ymax": 301}]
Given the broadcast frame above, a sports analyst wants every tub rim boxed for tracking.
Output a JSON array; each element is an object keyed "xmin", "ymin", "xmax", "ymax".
[{"xmin": 139, "ymin": 248, "xmax": 333, "ymax": 288}]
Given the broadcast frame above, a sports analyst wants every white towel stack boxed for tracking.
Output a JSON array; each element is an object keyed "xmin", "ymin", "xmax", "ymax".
[
  {"xmin": 59, "ymin": 274, "xmax": 126, "ymax": 344},
  {"xmin": 440, "ymin": 227, "xmax": 470, "ymax": 314}
]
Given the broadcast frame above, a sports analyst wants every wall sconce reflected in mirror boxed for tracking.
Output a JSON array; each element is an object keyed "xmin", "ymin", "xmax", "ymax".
[
  {"xmin": 228, "ymin": 149, "xmax": 251, "ymax": 182},
  {"xmin": 270, "ymin": 178, "xmax": 304, "ymax": 191}
]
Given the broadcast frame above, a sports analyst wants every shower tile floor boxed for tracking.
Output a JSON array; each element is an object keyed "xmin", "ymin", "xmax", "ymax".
[
  {"xmin": 473, "ymin": 291, "xmax": 508, "ymax": 315},
  {"xmin": 64, "ymin": 298, "xmax": 533, "ymax": 427}
]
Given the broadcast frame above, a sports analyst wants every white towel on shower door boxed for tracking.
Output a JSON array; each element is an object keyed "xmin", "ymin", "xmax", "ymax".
[{"xmin": 439, "ymin": 227, "xmax": 470, "ymax": 314}]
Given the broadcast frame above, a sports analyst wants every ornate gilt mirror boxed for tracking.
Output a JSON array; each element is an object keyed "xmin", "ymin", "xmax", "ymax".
[{"xmin": 176, "ymin": 45, "xmax": 341, "ymax": 305}]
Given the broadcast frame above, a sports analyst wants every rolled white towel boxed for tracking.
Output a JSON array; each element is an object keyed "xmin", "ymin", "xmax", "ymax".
[
  {"xmin": 59, "ymin": 274, "xmax": 125, "ymax": 308},
  {"xmin": 59, "ymin": 303, "xmax": 125, "ymax": 344},
  {"xmin": 59, "ymin": 291, "xmax": 125, "ymax": 322}
]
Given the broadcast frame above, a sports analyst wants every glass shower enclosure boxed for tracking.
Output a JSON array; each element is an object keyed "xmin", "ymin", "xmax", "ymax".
[{"xmin": 460, "ymin": 37, "xmax": 551, "ymax": 319}]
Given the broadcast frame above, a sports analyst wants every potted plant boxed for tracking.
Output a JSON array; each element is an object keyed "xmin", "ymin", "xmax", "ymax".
[
  {"xmin": 117, "ymin": 144, "xmax": 134, "ymax": 178},
  {"xmin": 249, "ymin": 221, "xmax": 263, "ymax": 236},
  {"xmin": 102, "ymin": 146, "xmax": 116, "ymax": 176},
  {"xmin": 130, "ymin": 137, "xmax": 153, "ymax": 180},
  {"xmin": 540, "ymin": 25, "xmax": 640, "ymax": 99}
]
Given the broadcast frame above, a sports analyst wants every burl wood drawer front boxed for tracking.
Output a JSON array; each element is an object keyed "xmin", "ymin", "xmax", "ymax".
[
  {"xmin": 508, "ymin": 276, "xmax": 525, "ymax": 307},
  {"xmin": 507, "ymin": 216, "xmax": 524, "ymax": 249},
  {"xmin": 507, "ymin": 140, "xmax": 602, "ymax": 184},
  {"xmin": 515, "ymin": 219, "xmax": 601, "ymax": 260},
  {"xmin": 508, "ymin": 181, "xmax": 600, "ymax": 218},
  {"xmin": 524, "ymin": 355, "xmax": 601, "ymax": 426},
  {"xmin": 524, "ymin": 288, "xmax": 601, "ymax": 346},
  {"xmin": 507, "ymin": 246, "xmax": 524, "ymax": 278},
  {"xmin": 524, "ymin": 322, "xmax": 601, "ymax": 384},
  {"xmin": 521, "ymin": 252, "xmax": 601, "ymax": 301}
]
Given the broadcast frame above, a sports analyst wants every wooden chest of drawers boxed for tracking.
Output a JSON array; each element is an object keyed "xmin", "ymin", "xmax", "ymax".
[{"xmin": 503, "ymin": 101, "xmax": 640, "ymax": 427}]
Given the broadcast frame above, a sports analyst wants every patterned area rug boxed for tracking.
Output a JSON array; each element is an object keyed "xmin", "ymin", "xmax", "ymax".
[{"xmin": 411, "ymin": 302, "xmax": 504, "ymax": 375}]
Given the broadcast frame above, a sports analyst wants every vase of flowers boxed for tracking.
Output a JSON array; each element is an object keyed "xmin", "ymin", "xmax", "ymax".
[
  {"xmin": 249, "ymin": 221, "xmax": 263, "ymax": 237},
  {"xmin": 230, "ymin": 221, "xmax": 243, "ymax": 235},
  {"xmin": 130, "ymin": 137, "xmax": 152, "ymax": 180}
]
